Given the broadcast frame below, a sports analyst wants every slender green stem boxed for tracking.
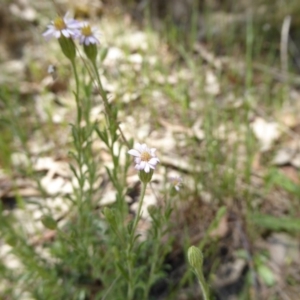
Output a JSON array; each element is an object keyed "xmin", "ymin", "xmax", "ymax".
[
  {"xmin": 70, "ymin": 58, "xmax": 87, "ymax": 238},
  {"xmin": 91, "ymin": 61, "xmax": 109, "ymax": 110},
  {"xmin": 126, "ymin": 182, "xmax": 147, "ymax": 300},
  {"xmin": 71, "ymin": 59, "xmax": 81, "ymax": 126},
  {"xmin": 102, "ymin": 275, "xmax": 120, "ymax": 300},
  {"xmin": 91, "ymin": 61, "xmax": 130, "ymax": 148},
  {"xmin": 70, "ymin": 59, "xmax": 83, "ymax": 190},
  {"xmin": 196, "ymin": 270, "xmax": 210, "ymax": 300},
  {"xmin": 131, "ymin": 182, "xmax": 147, "ymax": 244}
]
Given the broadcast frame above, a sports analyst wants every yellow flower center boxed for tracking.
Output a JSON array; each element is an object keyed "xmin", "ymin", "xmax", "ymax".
[
  {"xmin": 140, "ymin": 151, "xmax": 151, "ymax": 162},
  {"xmin": 81, "ymin": 25, "xmax": 92, "ymax": 36},
  {"xmin": 54, "ymin": 17, "xmax": 66, "ymax": 30}
]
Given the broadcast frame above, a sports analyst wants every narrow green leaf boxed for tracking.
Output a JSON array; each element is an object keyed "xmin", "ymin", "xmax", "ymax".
[
  {"xmin": 257, "ymin": 265, "xmax": 275, "ymax": 286},
  {"xmin": 252, "ymin": 213, "xmax": 300, "ymax": 232},
  {"xmin": 116, "ymin": 262, "xmax": 129, "ymax": 282}
]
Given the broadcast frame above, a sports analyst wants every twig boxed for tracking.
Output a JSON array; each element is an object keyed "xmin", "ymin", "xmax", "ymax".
[{"xmin": 280, "ymin": 16, "xmax": 292, "ymax": 75}]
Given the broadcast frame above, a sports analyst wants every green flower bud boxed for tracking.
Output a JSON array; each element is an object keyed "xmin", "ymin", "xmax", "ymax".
[
  {"xmin": 187, "ymin": 246, "xmax": 210, "ymax": 300},
  {"xmin": 138, "ymin": 169, "xmax": 154, "ymax": 183},
  {"xmin": 188, "ymin": 246, "xmax": 203, "ymax": 271},
  {"xmin": 84, "ymin": 44, "xmax": 98, "ymax": 63},
  {"xmin": 58, "ymin": 36, "xmax": 76, "ymax": 61},
  {"xmin": 41, "ymin": 215, "xmax": 57, "ymax": 230}
]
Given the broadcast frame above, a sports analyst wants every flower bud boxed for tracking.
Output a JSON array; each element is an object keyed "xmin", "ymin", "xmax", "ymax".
[
  {"xmin": 187, "ymin": 246, "xmax": 203, "ymax": 271},
  {"xmin": 138, "ymin": 169, "xmax": 153, "ymax": 183},
  {"xmin": 58, "ymin": 36, "xmax": 76, "ymax": 61},
  {"xmin": 84, "ymin": 44, "xmax": 98, "ymax": 63},
  {"xmin": 41, "ymin": 215, "xmax": 57, "ymax": 230}
]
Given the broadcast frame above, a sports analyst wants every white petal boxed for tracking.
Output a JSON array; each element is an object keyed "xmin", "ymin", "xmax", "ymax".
[
  {"xmin": 64, "ymin": 12, "xmax": 70, "ymax": 19},
  {"xmin": 139, "ymin": 161, "xmax": 146, "ymax": 169},
  {"xmin": 67, "ymin": 29, "xmax": 75, "ymax": 36},
  {"xmin": 43, "ymin": 29, "xmax": 54, "ymax": 39},
  {"xmin": 149, "ymin": 164, "xmax": 155, "ymax": 169},
  {"xmin": 128, "ymin": 149, "xmax": 140, "ymax": 157},
  {"xmin": 136, "ymin": 163, "xmax": 145, "ymax": 170},
  {"xmin": 68, "ymin": 21, "xmax": 81, "ymax": 29},
  {"xmin": 62, "ymin": 29, "xmax": 70, "ymax": 38},
  {"xmin": 54, "ymin": 31, "xmax": 61, "ymax": 38},
  {"xmin": 90, "ymin": 36, "xmax": 99, "ymax": 44},
  {"xmin": 136, "ymin": 143, "xmax": 143, "ymax": 152},
  {"xmin": 149, "ymin": 157, "xmax": 159, "ymax": 165},
  {"xmin": 43, "ymin": 28, "xmax": 53, "ymax": 35},
  {"xmin": 141, "ymin": 144, "xmax": 148, "ymax": 151},
  {"xmin": 144, "ymin": 164, "xmax": 150, "ymax": 173},
  {"xmin": 150, "ymin": 148, "xmax": 157, "ymax": 156}
]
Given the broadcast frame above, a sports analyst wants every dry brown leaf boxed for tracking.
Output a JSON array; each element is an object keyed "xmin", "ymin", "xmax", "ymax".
[
  {"xmin": 251, "ymin": 117, "xmax": 282, "ymax": 151},
  {"xmin": 204, "ymin": 69, "xmax": 220, "ymax": 95},
  {"xmin": 273, "ymin": 140, "xmax": 300, "ymax": 168},
  {"xmin": 268, "ymin": 233, "xmax": 300, "ymax": 266},
  {"xmin": 209, "ymin": 214, "xmax": 229, "ymax": 239},
  {"xmin": 279, "ymin": 166, "xmax": 300, "ymax": 184}
]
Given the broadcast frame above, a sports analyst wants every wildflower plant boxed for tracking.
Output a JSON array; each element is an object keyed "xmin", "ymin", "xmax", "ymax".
[
  {"xmin": 0, "ymin": 8, "xmax": 185, "ymax": 298},
  {"xmin": 0, "ymin": 12, "xmax": 183, "ymax": 299}
]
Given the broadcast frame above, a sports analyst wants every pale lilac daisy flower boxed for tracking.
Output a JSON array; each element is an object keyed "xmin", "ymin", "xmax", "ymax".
[
  {"xmin": 170, "ymin": 176, "xmax": 182, "ymax": 191},
  {"xmin": 43, "ymin": 13, "xmax": 81, "ymax": 40},
  {"xmin": 78, "ymin": 22, "xmax": 100, "ymax": 45},
  {"xmin": 128, "ymin": 143, "xmax": 160, "ymax": 173}
]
